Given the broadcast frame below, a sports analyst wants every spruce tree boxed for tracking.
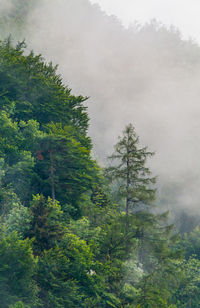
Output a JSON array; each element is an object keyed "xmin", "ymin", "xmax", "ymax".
[
  {"xmin": 106, "ymin": 123, "xmax": 156, "ymax": 216},
  {"xmin": 106, "ymin": 123, "xmax": 156, "ymax": 243}
]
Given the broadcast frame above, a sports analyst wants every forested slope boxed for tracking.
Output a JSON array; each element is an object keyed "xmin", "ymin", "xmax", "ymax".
[
  {"xmin": 0, "ymin": 40, "xmax": 199, "ymax": 308},
  {"xmin": 1, "ymin": 0, "xmax": 200, "ymax": 227}
]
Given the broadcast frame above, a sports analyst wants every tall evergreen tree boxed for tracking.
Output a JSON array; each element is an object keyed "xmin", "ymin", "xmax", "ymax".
[{"xmin": 106, "ymin": 123, "xmax": 156, "ymax": 239}]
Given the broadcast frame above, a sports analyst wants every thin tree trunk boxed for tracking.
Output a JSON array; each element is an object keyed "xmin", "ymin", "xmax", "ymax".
[
  {"xmin": 125, "ymin": 136, "xmax": 130, "ymax": 254},
  {"xmin": 49, "ymin": 148, "xmax": 55, "ymax": 201}
]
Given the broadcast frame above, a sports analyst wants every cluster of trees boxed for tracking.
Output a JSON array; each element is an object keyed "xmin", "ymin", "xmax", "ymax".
[{"xmin": 0, "ymin": 39, "xmax": 199, "ymax": 308}]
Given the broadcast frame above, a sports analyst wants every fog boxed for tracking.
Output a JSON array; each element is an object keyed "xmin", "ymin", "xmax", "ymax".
[
  {"xmin": 1, "ymin": 0, "xmax": 200, "ymax": 214},
  {"xmin": 0, "ymin": 0, "xmax": 13, "ymax": 13}
]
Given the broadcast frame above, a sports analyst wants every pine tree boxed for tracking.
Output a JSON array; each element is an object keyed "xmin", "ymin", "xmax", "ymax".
[{"xmin": 106, "ymin": 123, "xmax": 156, "ymax": 217}]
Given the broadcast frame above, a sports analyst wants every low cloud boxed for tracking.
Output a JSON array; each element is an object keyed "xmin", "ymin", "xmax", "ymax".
[{"xmin": 1, "ymin": 0, "xmax": 200, "ymax": 214}]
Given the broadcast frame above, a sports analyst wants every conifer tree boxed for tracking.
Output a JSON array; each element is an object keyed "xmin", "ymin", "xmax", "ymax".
[
  {"xmin": 26, "ymin": 195, "xmax": 64, "ymax": 255},
  {"xmin": 106, "ymin": 123, "xmax": 156, "ymax": 217}
]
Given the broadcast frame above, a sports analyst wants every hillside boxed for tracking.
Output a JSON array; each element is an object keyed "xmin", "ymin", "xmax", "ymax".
[
  {"xmin": 1, "ymin": 0, "xmax": 200, "ymax": 214},
  {"xmin": 0, "ymin": 40, "xmax": 198, "ymax": 307}
]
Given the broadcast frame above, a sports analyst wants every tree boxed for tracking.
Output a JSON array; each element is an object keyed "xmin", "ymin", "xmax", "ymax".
[
  {"xmin": 26, "ymin": 195, "xmax": 64, "ymax": 255},
  {"xmin": 0, "ymin": 232, "xmax": 38, "ymax": 307},
  {"xmin": 0, "ymin": 39, "xmax": 89, "ymax": 135},
  {"xmin": 0, "ymin": 40, "xmax": 99, "ymax": 216},
  {"xmin": 106, "ymin": 124, "xmax": 156, "ymax": 237},
  {"xmin": 36, "ymin": 232, "xmax": 105, "ymax": 307},
  {"xmin": 33, "ymin": 123, "xmax": 99, "ymax": 217}
]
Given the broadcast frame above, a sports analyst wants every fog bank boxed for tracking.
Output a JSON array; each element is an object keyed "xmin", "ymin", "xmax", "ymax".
[{"xmin": 1, "ymin": 0, "xmax": 200, "ymax": 213}]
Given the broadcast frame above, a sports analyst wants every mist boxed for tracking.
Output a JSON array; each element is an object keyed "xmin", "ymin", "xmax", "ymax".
[
  {"xmin": 0, "ymin": 0, "xmax": 13, "ymax": 13},
  {"xmin": 1, "ymin": 0, "xmax": 200, "ymax": 214}
]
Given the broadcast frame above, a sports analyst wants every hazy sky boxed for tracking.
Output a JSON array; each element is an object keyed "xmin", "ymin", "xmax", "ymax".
[{"xmin": 90, "ymin": 0, "xmax": 200, "ymax": 42}]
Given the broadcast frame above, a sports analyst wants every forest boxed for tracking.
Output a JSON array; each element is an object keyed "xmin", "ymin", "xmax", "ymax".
[
  {"xmin": 0, "ymin": 39, "xmax": 199, "ymax": 308},
  {"xmin": 1, "ymin": 0, "xmax": 200, "ymax": 307}
]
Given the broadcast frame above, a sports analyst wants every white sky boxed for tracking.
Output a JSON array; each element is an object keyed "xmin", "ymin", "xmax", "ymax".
[{"xmin": 90, "ymin": 0, "xmax": 200, "ymax": 42}]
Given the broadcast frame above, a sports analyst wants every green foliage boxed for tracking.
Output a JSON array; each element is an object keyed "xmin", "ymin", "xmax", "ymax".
[
  {"xmin": 37, "ymin": 232, "xmax": 104, "ymax": 307},
  {"xmin": 0, "ymin": 38, "xmax": 197, "ymax": 308},
  {"xmin": 180, "ymin": 226, "xmax": 200, "ymax": 259},
  {"xmin": 0, "ymin": 110, "xmax": 38, "ymax": 203},
  {"xmin": 106, "ymin": 123, "xmax": 156, "ymax": 214},
  {"xmin": 173, "ymin": 257, "xmax": 200, "ymax": 307},
  {"xmin": 34, "ymin": 123, "xmax": 98, "ymax": 216},
  {"xmin": 0, "ymin": 39, "xmax": 89, "ymax": 133},
  {"xmin": 3, "ymin": 198, "xmax": 30, "ymax": 237},
  {"xmin": 91, "ymin": 185, "xmax": 112, "ymax": 208},
  {"xmin": 0, "ymin": 232, "xmax": 38, "ymax": 307},
  {"xmin": 69, "ymin": 217, "xmax": 101, "ymax": 249},
  {"xmin": 9, "ymin": 301, "xmax": 30, "ymax": 308},
  {"xmin": 26, "ymin": 194, "xmax": 64, "ymax": 255},
  {"xmin": 0, "ymin": 39, "xmax": 99, "ymax": 215}
]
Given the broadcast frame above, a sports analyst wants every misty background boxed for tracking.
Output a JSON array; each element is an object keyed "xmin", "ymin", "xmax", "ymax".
[{"xmin": 1, "ymin": 0, "xmax": 200, "ymax": 223}]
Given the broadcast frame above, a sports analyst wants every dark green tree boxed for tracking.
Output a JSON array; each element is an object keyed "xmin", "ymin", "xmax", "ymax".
[
  {"xmin": 26, "ymin": 195, "xmax": 64, "ymax": 255},
  {"xmin": 0, "ymin": 232, "xmax": 38, "ymax": 307},
  {"xmin": 106, "ymin": 123, "xmax": 156, "ymax": 217},
  {"xmin": 0, "ymin": 40, "xmax": 99, "ymax": 216},
  {"xmin": 33, "ymin": 123, "xmax": 99, "ymax": 217},
  {"xmin": 36, "ymin": 231, "xmax": 105, "ymax": 308},
  {"xmin": 106, "ymin": 123, "xmax": 156, "ymax": 252}
]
